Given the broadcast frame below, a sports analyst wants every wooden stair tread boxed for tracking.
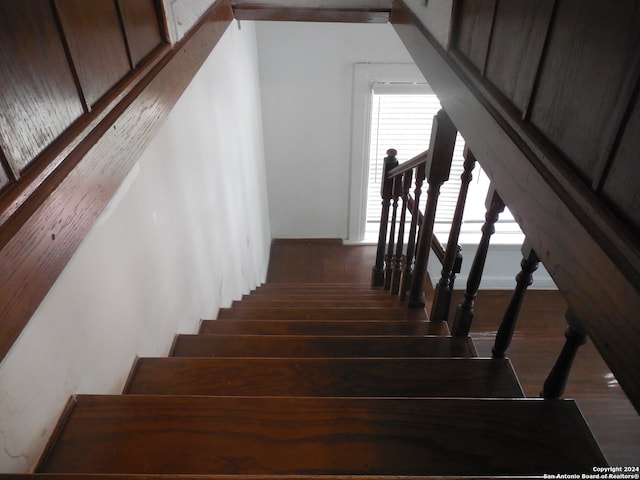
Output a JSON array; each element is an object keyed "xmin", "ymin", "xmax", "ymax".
[
  {"xmin": 170, "ymin": 334, "xmax": 476, "ymax": 358},
  {"xmin": 250, "ymin": 291, "xmax": 390, "ymax": 297},
  {"xmin": 236, "ymin": 295, "xmax": 401, "ymax": 302},
  {"xmin": 253, "ymin": 290, "xmax": 388, "ymax": 295},
  {"xmin": 231, "ymin": 300, "xmax": 402, "ymax": 308},
  {"xmin": 217, "ymin": 307, "xmax": 426, "ymax": 320},
  {"xmin": 247, "ymin": 291, "xmax": 393, "ymax": 298},
  {"xmin": 125, "ymin": 357, "xmax": 524, "ymax": 398},
  {"xmin": 259, "ymin": 284, "xmax": 383, "ymax": 286},
  {"xmin": 37, "ymin": 395, "xmax": 606, "ymax": 475},
  {"xmin": 252, "ymin": 287, "xmax": 390, "ymax": 295},
  {"xmin": 199, "ymin": 319, "xmax": 449, "ymax": 336},
  {"xmin": 255, "ymin": 285, "xmax": 378, "ymax": 291}
]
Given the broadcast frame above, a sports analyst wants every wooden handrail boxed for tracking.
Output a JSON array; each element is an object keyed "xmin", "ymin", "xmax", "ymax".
[
  {"xmin": 0, "ymin": 0, "xmax": 235, "ymax": 363},
  {"xmin": 387, "ymin": 150, "xmax": 429, "ymax": 178},
  {"xmin": 406, "ymin": 195, "xmax": 446, "ymax": 265}
]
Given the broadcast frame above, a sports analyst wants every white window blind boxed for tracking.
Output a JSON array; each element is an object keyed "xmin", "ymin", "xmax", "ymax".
[
  {"xmin": 366, "ymin": 86, "xmax": 439, "ymax": 225},
  {"xmin": 365, "ymin": 83, "xmax": 519, "ymax": 241}
]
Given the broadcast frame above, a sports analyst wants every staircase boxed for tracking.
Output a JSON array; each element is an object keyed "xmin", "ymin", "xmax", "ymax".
[{"xmin": 29, "ymin": 281, "xmax": 605, "ymax": 477}]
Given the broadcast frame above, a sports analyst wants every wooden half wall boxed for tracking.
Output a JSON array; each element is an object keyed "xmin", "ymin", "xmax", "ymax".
[
  {"xmin": 392, "ymin": 0, "xmax": 640, "ymax": 412},
  {"xmin": 0, "ymin": 0, "xmax": 234, "ymax": 362}
]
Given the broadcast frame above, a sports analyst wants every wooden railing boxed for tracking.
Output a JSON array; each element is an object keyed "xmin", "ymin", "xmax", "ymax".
[
  {"xmin": 391, "ymin": 0, "xmax": 640, "ymax": 413},
  {"xmin": 372, "ymin": 109, "xmax": 465, "ymax": 313},
  {"xmin": 372, "ymin": 107, "xmax": 594, "ymax": 402}
]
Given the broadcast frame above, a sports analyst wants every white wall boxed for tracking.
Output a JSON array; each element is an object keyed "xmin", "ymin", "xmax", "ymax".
[
  {"xmin": 163, "ymin": 0, "xmax": 217, "ymax": 43},
  {"xmin": 254, "ymin": 20, "xmax": 555, "ymax": 289},
  {"xmin": 403, "ymin": 0, "xmax": 453, "ymax": 48},
  {"xmin": 0, "ymin": 21, "xmax": 270, "ymax": 473},
  {"xmin": 256, "ymin": 22, "xmax": 415, "ymax": 238}
]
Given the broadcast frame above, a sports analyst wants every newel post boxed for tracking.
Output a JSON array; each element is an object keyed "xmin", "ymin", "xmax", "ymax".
[
  {"xmin": 372, "ymin": 149, "xmax": 399, "ymax": 287},
  {"xmin": 407, "ymin": 110, "xmax": 457, "ymax": 308}
]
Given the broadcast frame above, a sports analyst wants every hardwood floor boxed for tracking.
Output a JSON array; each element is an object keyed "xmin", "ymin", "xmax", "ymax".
[
  {"xmin": 266, "ymin": 239, "xmax": 640, "ymax": 467},
  {"xmin": 267, "ymin": 238, "xmax": 378, "ymax": 283}
]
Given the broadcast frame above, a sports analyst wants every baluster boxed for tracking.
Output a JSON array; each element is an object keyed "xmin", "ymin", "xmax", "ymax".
[
  {"xmin": 450, "ymin": 188, "xmax": 505, "ymax": 336},
  {"xmin": 391, "ymin": 170, "xmax": 413, "ymax": 295},
  {"xmin": 441, "ymin": 244, "xmax": 463, "ymax": 321},
  {"xmin": 371, "ymin": 149, "xmax": 398, "ymax": 287},
  {"xmin": 450, "ymin": 246, "xmax": 463, "ymax": 291},
  {"xmin": 430, "ymin": 146, "xmax": 477, "ymax": 321},
  {"xmin": 541, "ymin": 310, "xmax": 588, "ymax": 398},
  {"xmin": 400, "ymin": 162, "xmax": 426, "ymax": 300},
  {"xmin": 407, "ymin": 110, "xmax": 457, "ymax": 308},
  {"xmin": 385, "ymin": 174, "xmax": 402, "ymax": 290},
  {"xmin": 492, "ymin": 240, "xmax": 540, "ymax": 358}
]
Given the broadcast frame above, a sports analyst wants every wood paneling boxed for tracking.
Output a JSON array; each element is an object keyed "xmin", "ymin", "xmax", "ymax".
[
  {"xmin": 601, "ymin": 93, "xmax": 640, "ymax": 237},
  {"xmin": 55, "ymin": 0, "xmax": 131, "ymax": 107},
  {"xmin": 484, "ymin": 0, "xmax": 555, "ymax": 114},
  {"xmin": 452, "ymin": 0, "xmax": 496, "ymax": 73},
  {"xmin": 118, "ymin": 0, "xmax": 164, "ymax": 66},
  {"xmin": 0, "ymin": 0, "xmax": 234, "ymax": 363},
  {"xmin": 0, "ymin": 1, "xmax": 84, "ymax": 174},
  {"xmin": 528, "ymin": 0, "xmax": 640, "ymax": 183}
]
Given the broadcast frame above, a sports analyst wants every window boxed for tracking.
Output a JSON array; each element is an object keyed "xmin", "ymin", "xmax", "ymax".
[{"xmin": 363, "ymin": 83, "xmax": 522, "ymax": 244}]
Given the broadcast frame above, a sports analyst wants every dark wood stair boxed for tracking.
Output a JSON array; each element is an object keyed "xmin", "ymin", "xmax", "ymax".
[
  {"xmin": 216, "ymin": 307, "xmax": 422, "ymax": 320},
  {"xmin": 37, "ymin": 396, "xmax": 604, "ymax": 475},
  {"xmin": 170, "ymin": 334, "xmax": 476, "ymax": 357},
  {"xmin": 231, "ymin": 298, "xmax": 402, "ymax": 308},
  {"xmin": 199, "ymin": 319, "xmax": 446, "ymax": 335},
  {"xmin": 125, "ymin": 357, "xmax": 524, "ymax": 397},
  {"xmin": 31, "ymin": 281, "xmax": 606, "ymax": 476}
]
